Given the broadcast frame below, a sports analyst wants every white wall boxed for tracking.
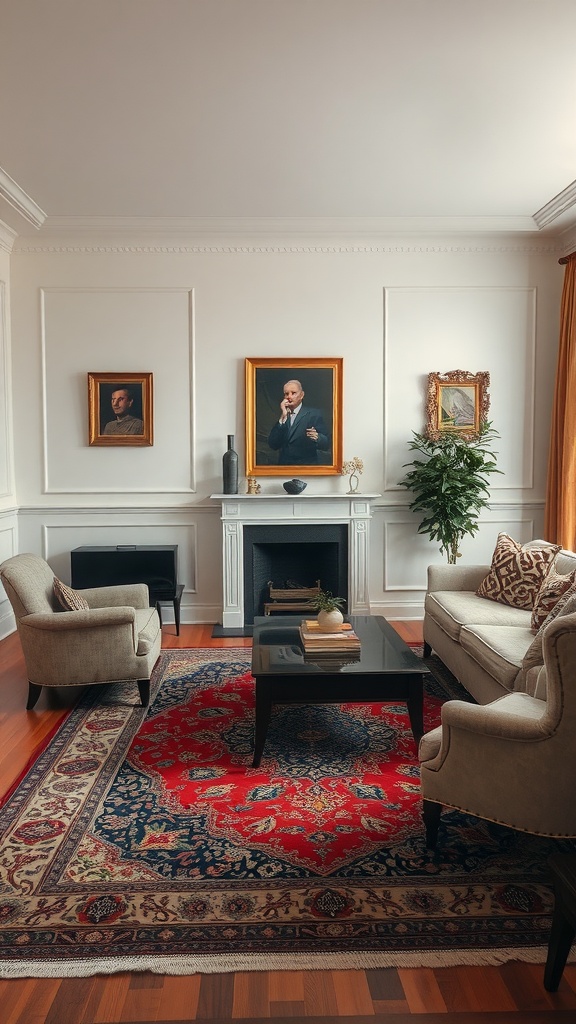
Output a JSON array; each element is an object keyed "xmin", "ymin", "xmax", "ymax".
[
  {"xmin": 0, "ymin": 240, "xmax": 18, "ymax": 637},
  {"xmin": 1, "ymin": 227, "xmax": 563, "ymax": 637}
]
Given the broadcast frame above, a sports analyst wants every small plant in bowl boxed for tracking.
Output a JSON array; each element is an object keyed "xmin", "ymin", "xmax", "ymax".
[{"xmin": 310, "ymin": 589, "xmax": 346, "ymax": 632}]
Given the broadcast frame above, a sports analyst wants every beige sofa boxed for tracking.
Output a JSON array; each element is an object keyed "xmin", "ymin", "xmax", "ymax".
[{"xmin": 423, "ymin": 547, "xmax": 576, "ymax": 705}]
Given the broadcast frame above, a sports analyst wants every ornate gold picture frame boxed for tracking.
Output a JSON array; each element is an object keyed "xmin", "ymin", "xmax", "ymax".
[
  {"xmin": 245, "ymin": 357, "xmax": 343, "ymax": 476},
  {"xmin": 88, "ymin": 372, "xmax": 154, "ymax": 446},
  {"xmin": 426, "ymin": 370, "xmax": 490, "ymax": 440}
]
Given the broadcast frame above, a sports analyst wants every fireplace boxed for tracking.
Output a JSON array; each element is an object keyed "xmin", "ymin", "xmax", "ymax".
[
  {"xmin": 243, "ymin": 523, "xmax": 348, "ymax": 624},
  {"xmin": 211, "ymin": 492, "xmax": 379, "ymax": 633}
]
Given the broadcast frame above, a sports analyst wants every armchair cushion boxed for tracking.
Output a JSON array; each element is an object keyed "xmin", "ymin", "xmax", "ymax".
[
  {"xmin": 135, "ymin": 606, "xmax": 162, "ymax": 655},
  {"xmin": 53, "ymin": 577, "xmax": 89, "ymax": 611}
]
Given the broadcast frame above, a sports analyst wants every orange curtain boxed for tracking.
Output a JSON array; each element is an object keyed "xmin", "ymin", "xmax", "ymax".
[{"xmin": 544, "ymin": 254, "xmax": 576, "ymax": 549}]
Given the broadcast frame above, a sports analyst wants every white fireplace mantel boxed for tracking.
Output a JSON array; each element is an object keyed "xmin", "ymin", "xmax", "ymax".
[{"xmin": 210, "ymin": 493, "xmax": 381, "ymax": 629}]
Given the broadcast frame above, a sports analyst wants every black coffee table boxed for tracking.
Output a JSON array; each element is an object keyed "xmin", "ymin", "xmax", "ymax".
[{"xmin": 250, "ymin": 615, "xmax": 430, "ymax": 767}]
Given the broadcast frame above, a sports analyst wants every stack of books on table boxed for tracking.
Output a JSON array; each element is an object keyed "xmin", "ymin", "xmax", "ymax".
[{"xmin": 299, "ymin": 619, "xmax": 362, "ymax": 656}]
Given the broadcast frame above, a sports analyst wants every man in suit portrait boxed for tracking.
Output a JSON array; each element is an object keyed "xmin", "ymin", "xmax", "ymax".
[{"xmin": 268, "ymin": 379, "xmax": 330, "ymax": 465}]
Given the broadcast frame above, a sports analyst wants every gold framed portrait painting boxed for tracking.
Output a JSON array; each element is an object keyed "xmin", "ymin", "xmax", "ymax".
[
  {"xmin": 88, "ymin": 372, "xmax": 154, "ymax": 446},
  {"xmin": 426, "ymin": 370, "xmax": 490, "ymax": 440},
  {"xmin": 245, "ymin": 357, "xmax": 343, "ymax": 476}
]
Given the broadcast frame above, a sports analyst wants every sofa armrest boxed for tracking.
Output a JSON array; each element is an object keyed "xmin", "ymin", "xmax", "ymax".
[
  {"xmin": 427, "ymin": 563, "xmax": 490, "ymax": 594},
  {"xmin": 79, "ymin": 583, "xmax": 150, "ymax": 609}
]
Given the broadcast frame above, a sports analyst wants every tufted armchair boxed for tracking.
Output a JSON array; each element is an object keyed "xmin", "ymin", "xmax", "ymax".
[
  {"xmin": 0, "ymin": 552, "xmax": 161, "ymax": 709},
  {"xmin": 419, "ymin": 611, "xmax": 576, "ymax": 848}
]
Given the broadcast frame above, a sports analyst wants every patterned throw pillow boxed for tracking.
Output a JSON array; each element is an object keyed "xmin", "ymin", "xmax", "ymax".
[
  {"xmin": 476, "ymin": 533, "xmax": 560, "ymax": 610},
  {"xmin": 53, "ymin": 577, "xmax": 89, "ymax": 611},
  {"xmin": 523, "ymin": 589, "xmax": 576, "ymax": 673},
  {"xmin": 531, "ymin": 568, "xmax": 576, "ymax": 631}
]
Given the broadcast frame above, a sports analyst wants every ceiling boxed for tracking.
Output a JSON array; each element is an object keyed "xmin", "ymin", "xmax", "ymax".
[{"xmin": 1, "ymin": 0, "xmax": 576, "ymax": 239}]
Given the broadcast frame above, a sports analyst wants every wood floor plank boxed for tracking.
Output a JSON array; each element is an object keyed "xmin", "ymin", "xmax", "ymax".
[
  {"xmin": 4, "ymin": 979, "xmax": 60, "ymax": 1024},
  {"xmin": 331, "ymin": 968, "xmax": 375, "ymax": 1016},
  {"xmin": 397, "ymin": 966, "xmax": 448, "ymax": 1013},
  {"xmin": 268, "ymin": 970, "xmax": 305, "ymax": 1002},
  {"xmin": 155, "ymin": 975, "xmax": 202, "ymax": 1021},
  {"xmin": 43, "ymin": 977, "xmax": 97, "ymax": 1024},
  {"xmin": 119, "ymin": 977, "xmax": 164, "ymax": 1022},
  {"xmin": 500, "ymin": 962, "xmax": 559, "ymax": 1012},
  {"xmin": 365, "ymin": 967, "xmax": 406, "ymax": 1001},
  {"xmin": 435, "ymin": 965, "xmax": 517, "ymax": 1013},
  {"xmin": 0, "ymin": 978, "xmax": 31, "ymax": 1024},
  {"xmin": 302, "ymin": 970, "xmax": 339, "ymax": 1016},
  {"xmin": 196, "ymin": 973, "xmax": 235, "ymax": 1019},
  {"xmin": 231, "ymin": 970, "xmax": 270, "ymax": 1018},
  {"xmin": 91, "ymin": 973, "xmax": 133, "ymax": 1023},
  {"xmin": 372, "ymin": 998, "xmax": 412, "ymax": 1014},
  {"xmin": 268, "ymin": 1001, "xmax": 307, "ymax": 1017},
  {"xmin": 13, "ymin": 983, "xmax": 64, "ymax": 1024}
]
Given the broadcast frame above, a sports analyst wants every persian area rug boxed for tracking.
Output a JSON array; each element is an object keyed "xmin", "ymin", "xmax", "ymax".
[{"xmin": 0, "ymin": 648, "xmax": 572, "ymax": 978}]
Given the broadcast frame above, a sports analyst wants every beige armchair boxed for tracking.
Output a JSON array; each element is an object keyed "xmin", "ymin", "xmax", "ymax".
[
  {"xmin": 419, "ymin": 611, "xmax": 576, "ymax": 848},
  {"xmin": 0, "ymin": 552, "xmax": 161, "ymax": 709}
]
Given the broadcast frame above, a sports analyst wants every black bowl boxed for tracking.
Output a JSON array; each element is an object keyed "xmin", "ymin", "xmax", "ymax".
[{"xmin": 283, "ymin": 478, "xmax": 307, "ymax": 494}]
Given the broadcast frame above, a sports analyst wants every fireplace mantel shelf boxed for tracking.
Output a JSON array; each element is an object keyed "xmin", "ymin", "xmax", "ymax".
[
  {"xmin": 210, "ymin": 493, "xmax": 381, "ymax": 501},
  {"xmin": 211, "ymin": 493, "xmax": 381, "ymax": 629}
]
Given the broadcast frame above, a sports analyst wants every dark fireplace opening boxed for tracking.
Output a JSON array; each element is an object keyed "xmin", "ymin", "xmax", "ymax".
[{"xmin": 243, "ymin": 524, "xmax": 348, "ymax": 625}]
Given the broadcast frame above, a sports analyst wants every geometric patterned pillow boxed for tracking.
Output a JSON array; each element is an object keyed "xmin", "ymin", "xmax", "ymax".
[
  {"xmin": 476, "ymin": 533, "xmax": 560, "ymax": 610},
  {"xmin": 522, "ymin": 589, "xmax": 576, "ymax": 674},
  {"xmin": 53, "ymin": 576, "xmax": 89, "ymax": 611},
  {"xmin": 531, "ymin": 568, "xmax": 576, "ymax": 631}
]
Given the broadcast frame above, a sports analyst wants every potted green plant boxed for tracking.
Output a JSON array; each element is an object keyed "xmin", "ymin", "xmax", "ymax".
[
  {"xmin": 397, "ymin": 422, "xmax": 501, "ymax": 564},
  {"xmin": 309, "ymin": 589, "xmax": 346, "ymax": 632}
]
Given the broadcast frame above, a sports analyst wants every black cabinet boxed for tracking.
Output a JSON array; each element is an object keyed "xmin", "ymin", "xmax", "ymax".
[{"xmin": 71, "ymin": 545, "xmax": 183, "ymax": 634}]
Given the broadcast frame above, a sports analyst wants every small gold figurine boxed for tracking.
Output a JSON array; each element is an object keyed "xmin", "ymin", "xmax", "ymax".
[{"xmin": 247, "ymin": 477, "xmax": 261, "ymax": 495}]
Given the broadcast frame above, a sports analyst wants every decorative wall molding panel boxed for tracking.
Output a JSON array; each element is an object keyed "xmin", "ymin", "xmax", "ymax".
[
  {"xmin": 382, "ymin": 516, "xmax": 537, "ymax": 592},
  {"xmin": 383, "ymin": 286, "xmax": 538, "ymax": 494},
  {"xmin": 40, "ymin": 287, "xmax": 196, "ymax": 494}
]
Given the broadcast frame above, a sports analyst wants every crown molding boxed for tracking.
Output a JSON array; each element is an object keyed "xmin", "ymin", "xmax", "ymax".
[
  {"xmin": 13, "ymin": 213, "xmax": 543, "ymax": 242},
  {"xmin": 559, "ymin": 222, "xmax": 576, "ymax": 259},
  {"xmin": 533, "ymin": 179, "xmax": 576, "ymax": 232},
  {"xmin": 0, "ymin": 167, "xmax": 46, "ymax": 229},
  {"xmin": 12, "ymin": 239, "xmax": 562, "ymax": 256},
  {"xmin": 0, "ymin": 219, "xmax": 17, "ymax": 254},
  {"xmin": 12, "ymin": 214, "xmax": 563, "ymax": 256}
]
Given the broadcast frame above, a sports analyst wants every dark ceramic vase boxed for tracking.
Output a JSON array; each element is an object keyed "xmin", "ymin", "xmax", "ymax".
[
  {"xmin": 283, "ymin": 478, "xmax": 307, "ymax": 494},
  {"xmin": 222, "ymin": 435, "xmax": 239, "ymax": 494}
]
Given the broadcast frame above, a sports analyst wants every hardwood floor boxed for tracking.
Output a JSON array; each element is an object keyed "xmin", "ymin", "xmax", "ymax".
[{"xmin": 0, "ymin": 619, "xmax": 575, "ymax": 1023}]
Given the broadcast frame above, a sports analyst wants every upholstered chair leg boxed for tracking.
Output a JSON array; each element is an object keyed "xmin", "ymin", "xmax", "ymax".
[
  {"xmin": 26, "ymin": 682, "xmax": 43, "ymax": 710},
  {"xmin": 423, "ymin": 642, "xmax": 432, "ymax": 658},
  {"xmin": 137, "ymin": 679, "xmax": 150, "ymax": 707},
  {"xmin": 423, "ymin": 799, "xmax": 442, "ymax": 849}
]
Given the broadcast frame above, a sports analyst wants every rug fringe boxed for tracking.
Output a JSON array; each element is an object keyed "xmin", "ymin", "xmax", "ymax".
[{"xmin": 2, "ymin": 946, "xmax": 573, "ymax": 979}]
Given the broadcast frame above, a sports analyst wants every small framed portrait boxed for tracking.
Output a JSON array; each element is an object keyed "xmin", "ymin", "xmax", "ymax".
[
  {"xmin": 426, "ymin": 370, "xmax": 490, "ymax": 440},
  {"xmin": 245, "ymin": 357, "xmax": 343, "ymax": 476},
  {"xmin": 88, "ymin": 372, "xmax": 154, "ymax": 446}
]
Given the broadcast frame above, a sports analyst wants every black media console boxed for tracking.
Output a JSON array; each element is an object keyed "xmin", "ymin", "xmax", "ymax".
[{"xmin": 71, "ymin": 545, "xmax": 184, "ymax": 635}]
